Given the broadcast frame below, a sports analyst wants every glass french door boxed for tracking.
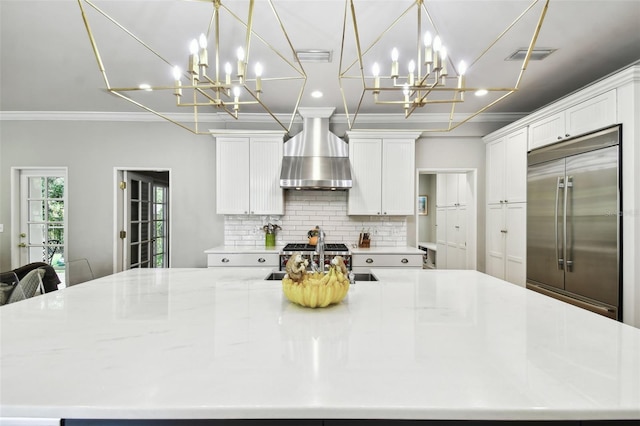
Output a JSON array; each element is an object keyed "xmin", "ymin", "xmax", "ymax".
[
  {"xmin": 18, "ymin": 169, "xmax": 67, "ymax": 282},
  {"xmin": 124, "ymin": 171, "xmax": 169, "ymax": 269}
]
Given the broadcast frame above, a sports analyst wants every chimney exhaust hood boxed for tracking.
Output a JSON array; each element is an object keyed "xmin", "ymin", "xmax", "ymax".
[{"xmin": 280, "ymin": 107, "xmax": 352, "ymax": 190}]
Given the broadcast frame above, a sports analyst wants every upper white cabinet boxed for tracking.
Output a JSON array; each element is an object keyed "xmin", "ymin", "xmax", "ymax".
[
  {"xmin": 486, "ymin": 128, "xmax": 528, "ymax": 205},
  {"xmin": 436, "ymin": 173, "xmax": 467, "ymax": 207},
  {"xmin": 215, "ymin": 133, "xmax": 285, "ymax": 215},
  {"xmin": 528, "ymin": 90, "xmax": 616, "ymax": 151},
  {"xmin": 347, "ymin": 132, "xmax": 419, "ymax": 216}
]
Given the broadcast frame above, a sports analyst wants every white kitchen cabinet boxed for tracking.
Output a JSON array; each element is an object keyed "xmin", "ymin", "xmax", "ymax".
[
  {"xmin": 436, "ymin": 173, "xmax": 467, "ymax": 207},
  {"xmin": 216, "ymin": 133, "xmax": 285, "ymax": 215},
  {"xmin": 486, "ymin": 128, "xmax": 527, "ymax": 205},
  {"xmin": 352, "ymin": 253, "xmax": 423, "ymax": 272},
  {"xmin": 528, "ymin": 90, "xmax": 616, "ymax": 151},
  {"xmin": 347, "ymin": 133, "xmax": 419, "ymax": 216},
  {"xmin": 486, "ymin": 202, "xmax": 526, "ymax": 286},
  {"xmin": 436, "ymin": 205, "xmax": 467, "ymax": 269},
  {"xmin": 207, "ymin": 252, "xmax": 279, "ymax": 268}
]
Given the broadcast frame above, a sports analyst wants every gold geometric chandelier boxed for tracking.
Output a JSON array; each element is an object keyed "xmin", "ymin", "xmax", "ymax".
[
  {"xmin": 77, "ymin": 0, "xmax": 306, "ymax": 135},
  {"xmin": 338, "ymin": 0, "xmax": 550, "ymax": 132}
]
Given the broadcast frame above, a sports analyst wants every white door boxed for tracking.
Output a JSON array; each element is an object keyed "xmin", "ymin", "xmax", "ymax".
[
  {"xmin": 124, "ymin": 171, "xmax": 169, "ymax": 269},
  {"xmin": 16, "ymin": 168, "xmax": 67, "ymax": 283}
]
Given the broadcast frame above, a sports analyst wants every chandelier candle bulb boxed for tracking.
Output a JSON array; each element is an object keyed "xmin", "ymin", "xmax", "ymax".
[
  {"xmin": 390, "ymin": 48, "xmax": 399, "ymax": 78},
  {"xmin": 408, "ymin": 60, "xmax": 415, "ymax": 86},
  {"xmin": 432, "ymin": 36, "xmax": 442, "ymax": 70},
  {"xmin": 236, "ymin": 47, "xmax": 245, "ymax": 82},
  {"xmin": 172, "ymin": 66, "xmax": 182, "ymax": 97},
  {"xmin": 254, "ymin": 62, "xmax": 263, "ymax": 94},
  {"xmin": 372, "ymin": 63, "xmax": 380, "ymax": 94},
  {"xmin": 188, "ymin": 39, "xmax": 199, "ymax": 78},
  {"xmin": 233, "ymin": 86, "xmax": 240, "ymax": 111},
  {"xmin": 198, "ymin": 34, "xmax": 208, "ymax": 68},
  {"xmin": 224, "ymin": 62, "xmax": 232, "ymax": 86},
  {"xmin": 403, "ymin": 83, "xmax": 410, "ymax": 109},
  {"xmin": 424, "ymin": 32, "xmax": 433, "ymax": 64}
]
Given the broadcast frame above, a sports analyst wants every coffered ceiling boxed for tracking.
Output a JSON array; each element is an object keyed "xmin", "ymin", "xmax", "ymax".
[{"xmin": 1, "ymin": 0, "xmax": 639, "ymax": 132}]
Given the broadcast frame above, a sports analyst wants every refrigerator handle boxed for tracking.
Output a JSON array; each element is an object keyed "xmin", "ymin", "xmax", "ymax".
[
  {"xmin": 565, "ymin": 176, "xmax": 573, "ymax": 272},
  {"xmin": 555, "ymin": 176, "xmax": 564, "ymax": 270}
]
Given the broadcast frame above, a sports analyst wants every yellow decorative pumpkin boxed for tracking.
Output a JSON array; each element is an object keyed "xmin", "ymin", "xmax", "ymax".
[{"xmin": 282, "ymin": 262, "xmax": 350, "ymax": 308}]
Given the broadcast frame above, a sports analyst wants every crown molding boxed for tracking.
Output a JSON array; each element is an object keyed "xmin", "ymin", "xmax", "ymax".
[{"xmin": 0, "ymin": 110, "xmax": 524, "ymax": 126}]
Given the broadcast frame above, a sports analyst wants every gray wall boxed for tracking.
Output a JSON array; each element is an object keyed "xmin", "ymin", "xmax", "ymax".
[
  {"xmin": 0, "ymin": 120, "xmax": 223, "ymax": 276},
  {"xmin": 1, "ymin": 119, "xmax": 487, "ymax": 278}
]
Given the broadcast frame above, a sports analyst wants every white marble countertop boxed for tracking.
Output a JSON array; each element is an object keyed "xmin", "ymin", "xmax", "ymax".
[
  {"xmin": 350, "ymin": 246, "xmax": 424, "ymax": 255},
  {"xmin": 1, "ymin": 268, "xmax": 639, "ymax": 421}
]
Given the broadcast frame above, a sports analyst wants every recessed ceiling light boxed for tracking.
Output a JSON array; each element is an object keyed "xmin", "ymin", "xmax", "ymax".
[
  {"xmin": 505, "ymin": 48, "xmax": 556, "ymax": 61},
  {"xmin": 475, "ymin": 89, "xmax": 488, "ymax": 97},
  {"xmin": 138, "ymin": 83, "xmax": 152, "ymax": 91},
  {"xmin": 311, "ymin": 90, "xmax": 323, "ymax": 98}
]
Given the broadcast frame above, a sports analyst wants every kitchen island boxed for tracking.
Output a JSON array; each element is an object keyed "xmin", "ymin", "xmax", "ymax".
[{"xmin": 1, "ymin": 268, "xmax": 639, "ymax": 423}]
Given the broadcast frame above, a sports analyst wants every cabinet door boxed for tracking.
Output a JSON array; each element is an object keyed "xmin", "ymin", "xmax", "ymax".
[
  {"xmin": 250, "ymin": 137, "xmax": 283, "ymax": 215},
  {"xmin": 456, "ymin": 173, "xmax": 468, "ymax": 206},
  {"xmin": 504, "ymin": 129, "xmax": 528, "ymax": 203},
  {"xmin": 381, "ymin": 139, "xmax": 415, "ymax": 215},
  {"xmin": 486, "ymin": 203, "xmax": 506, "ymax": 280},
  {"xmin": 456, "ymin": 205, "xmax": 467, "ymax": 269},
  {"xmin": 445, "ymin": 207, "xmax": 459, "ymax": 269},
  {"xmin": 436, "ymin": 207, "xmax": 447, "ymax": 268},
  {"xmin": 505, "ymin": 202, "xmax": 526, "ymax": 287},
  {"xmin": 348, "ymin": 138, "xmax": 382, "ymax": 215},
  {"xmin": 436, "ymin": 173, "xmax": 448, "ymax": 207},
  {"xmin": 566, "ymin": 90, "xmax": 616, "ymax": 138},
  {"xmin": 528, "ymin": 112, "xmax": 565, "ymax": 151},
  {"xmin": 486, "ymin": 139, "xmax": 506, "ymax": 204},
  {"xmin": 216, "ymin": 137, "xmax": 250, "ymax": 214}
]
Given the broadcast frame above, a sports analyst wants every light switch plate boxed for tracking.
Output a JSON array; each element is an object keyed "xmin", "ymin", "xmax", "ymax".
[{"xmin": 0, "ymin": 224, "xmax": 3, "ymax": 232}]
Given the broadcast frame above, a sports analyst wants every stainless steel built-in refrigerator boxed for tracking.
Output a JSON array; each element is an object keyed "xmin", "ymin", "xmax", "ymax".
[{"xmin": 527, "ymin": 125, "xmax": 621, "ymax": 320}]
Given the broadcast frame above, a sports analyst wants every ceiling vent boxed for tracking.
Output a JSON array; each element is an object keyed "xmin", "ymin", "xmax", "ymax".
[
  {"xmin": 296, "ymin": 49, "xmax": 333, "ymax": 63},
  {"xmin": 505, "ymin": 48, "xmax": 556, "ymax": 61}
]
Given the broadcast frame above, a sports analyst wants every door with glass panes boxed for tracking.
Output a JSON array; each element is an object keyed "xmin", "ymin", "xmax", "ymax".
[
  {"xmin": 124, "ymin": 171, "xmax": 169, "ymax": 269},
  {"xmin": 17, "ymin": 169, "xmax": 67, "ymax": 283}
]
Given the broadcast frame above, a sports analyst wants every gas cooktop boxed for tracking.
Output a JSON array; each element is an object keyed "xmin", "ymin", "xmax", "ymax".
[{"xmin": 282, "ymin": 243, "xmax": 349, "ymax": 253}]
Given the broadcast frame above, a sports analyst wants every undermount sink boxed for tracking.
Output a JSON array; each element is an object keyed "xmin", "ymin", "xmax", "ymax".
[
  {"xmin": 263, "ymin": 271, "xmax": 378, "ymax": 282},
  {"xmin": 264, "ymin": 271, "xmax": 287, "ymax": 280},
  {"xmin": 351, "ymin": 273, "xmax": 378, "ymax": 282}
]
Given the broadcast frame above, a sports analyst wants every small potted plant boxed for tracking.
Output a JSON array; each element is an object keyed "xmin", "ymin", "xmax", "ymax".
[{"xmin": 262, "ymin": 223, "xmax": 281, "ymax": 247}]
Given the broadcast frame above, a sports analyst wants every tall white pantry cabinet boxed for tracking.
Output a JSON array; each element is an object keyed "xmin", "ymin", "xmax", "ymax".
[
  {"xmin": 215, "ymin": 132, "xmax": 286, "ymax": 215},
  {"xmin": 346, "ymin": 132, "xmax": 421, "ymax": 216},
  {"xmin": 484, "ymin": 128, "xmax": 528, "ymax": 286},
  {"xmin": 436, "ymin": 173, "xmax": 468, "ymax": 270}
]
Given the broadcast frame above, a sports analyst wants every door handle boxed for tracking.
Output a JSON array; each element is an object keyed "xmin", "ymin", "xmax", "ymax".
[
  {"xmin": 555, "ymin": 176, "xmax": 564, "ymax": 270},
  {"xmin": 401, "ymin": 258, "xmax": 408, "ymax": 264},
  {"xmin": 366, "ymin": 258, "xmax": 374, "ymax": 264},
  {"xmin": 18, "ymin": 243, "xmax": 26, "ymax": 248},
  {"xmin": 565, "ymin": 176, "xmax": 573, "ymax": 272},
  {"xmin": 258, "ymin": 258, "xmax": 266, "ymax": 263},
  {"xmin": 221, "ymin": 258, "xmax": 230, "ymax": 263}
]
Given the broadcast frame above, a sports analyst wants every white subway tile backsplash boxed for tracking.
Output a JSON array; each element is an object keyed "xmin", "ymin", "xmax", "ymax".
[{"xmin": 223, "ymin": 190, "xmax": 407, "ymax": 247}]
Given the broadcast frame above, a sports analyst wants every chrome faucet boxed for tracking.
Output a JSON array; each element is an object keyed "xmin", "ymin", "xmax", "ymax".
[{"xmin": 316, "ymin": 226, "xmax": 326, "ymax": 272}]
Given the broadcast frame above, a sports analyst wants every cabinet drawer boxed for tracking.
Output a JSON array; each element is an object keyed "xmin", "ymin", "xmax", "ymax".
[
  {"xmin": 352, "ymin": 254, "xmax": 423, "ymax": 268},
  {"xmin": 207, "ymin": 253, "xmax": 279, "ymax": 267}
]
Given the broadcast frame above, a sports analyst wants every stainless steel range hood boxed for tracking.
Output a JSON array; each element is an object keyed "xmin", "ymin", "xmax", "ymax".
[{"xmin": 280, "ymin": 107, "xmax": 352, "ymax": 190}]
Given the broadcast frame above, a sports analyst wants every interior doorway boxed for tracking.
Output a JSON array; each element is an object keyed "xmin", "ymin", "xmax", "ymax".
[
  {"xmin": 11, "ymin": 167, "xmax": 68, "ymax": 284},
  {"xmin": 114, "ymin": 168, "xmax": 171, "ymax": 273},
  {"xmin": 413, "ymin": 168, "xmax": 478, "ymax": 271}
]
